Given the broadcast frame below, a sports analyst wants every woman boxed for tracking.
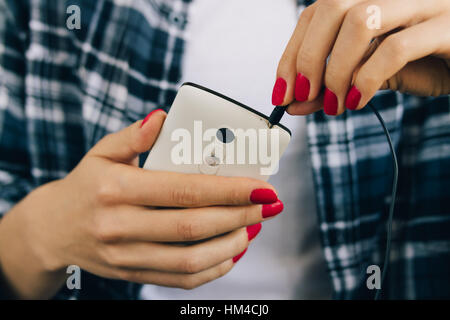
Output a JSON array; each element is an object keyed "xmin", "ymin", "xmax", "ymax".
[
  {"xmin": 142, "ymin": 0, "xmax": 333, "ymax": 300},
  {"xmin": 0, "ymin": 0, "xmax": 449, "ymax": 300}
]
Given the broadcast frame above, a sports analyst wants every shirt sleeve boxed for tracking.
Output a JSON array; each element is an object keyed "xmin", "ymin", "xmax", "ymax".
[{"xmin": 0, "ymin": 0, "xmax": 35, "ymax": 217}]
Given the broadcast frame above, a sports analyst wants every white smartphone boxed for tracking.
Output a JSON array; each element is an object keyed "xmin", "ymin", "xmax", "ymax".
[{"xmin": 143, "ymin": 83, "xmax": 291, "ymax": 181}]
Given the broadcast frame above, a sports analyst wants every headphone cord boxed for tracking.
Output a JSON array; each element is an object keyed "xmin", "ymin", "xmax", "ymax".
[{"xmin": 367, "ymin": 102, "xmax": 399, "ymax": 300}]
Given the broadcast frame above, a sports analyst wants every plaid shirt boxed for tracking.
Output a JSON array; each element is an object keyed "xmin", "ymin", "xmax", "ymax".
[{"xmin": 0, "ymin": 0, "xmax": 449, "ymax": 300}]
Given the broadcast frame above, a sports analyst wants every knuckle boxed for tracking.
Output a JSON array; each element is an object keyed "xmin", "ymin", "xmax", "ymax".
[
  {"xmin": 345, "ymin": 6, "xmax": 370, "ymax": 30},
  {"xmin": 179, "ymin": 253, "xmax": 203, "ymax": 274},
  {"xmin": 101, "ymin": 133, "xmax": 116, "ymax": 145},
  {"xmin": 100, "ymin": 245, "xmax": 124, "ymax": 267},
  {"xmin": 114, "ymin": 268, "xmax": 131, "ymax": 281},
  {"xmin": 238, "ymin": 205, "xmax": 253, "ymax": 226},
  {"xmin": 180, "ymin": 263, "xmax": 233, "ymax": 290},
  {"xmin": 224, "ymin": 186, "xmax": 244, "ymax": 206},
  {"xmin": 95, "ymin": 177, "xmax": 121, "ymax": 206},
  {"xmin": 94, "ymin": 214, "xmax": 122, "ymax": 243},
  {"xmin": 180, "ymin": 277, "xmax": 198, "ymax": 290},
  {"xmin": 90, "ymin": 133, "xmax": 114, "ymax": 156},
  {"xmin": 176, "ymin": 217, "xmax": 204, "ymax": 241},
  {"xmin": 235, "ymin": 230, "xmax": 249, "ymax": 252},
  {"xmin": 324, "ymin": 63, "xmax": 343, "ymax": 89},
  {"xmin": 171, "ymin": 185, "xmax": 201, "ymax": 206},
  {"xmin": 383, "ymin": 35, "xmax": 408, "ymax": 62},
  {"xmin": 122, "ymin": 270, "xmax": 144, "ymax": 283},
  {"xmin": 218, "ymin": 261, "xmax": 233, "ymax": 278},
  {"xmin": 180, "ymin": 279, "xmax": 197, "ymax": 290},
  {"xmin": 358, "ymin": 72, "xmax": 379, "ymax": 91},
  {"xmin": 297, "ymin": 47, "xmax": 317, "ymax": 72}
]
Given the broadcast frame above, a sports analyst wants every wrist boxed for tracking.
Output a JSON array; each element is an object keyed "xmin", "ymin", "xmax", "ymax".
[
  {"xmin": 24, "ymin": 181, "xmax": 69, "ymax": 272},
  {"xmin": 0, "ymin": 181, "xmax": 68, "ymax": 298}
]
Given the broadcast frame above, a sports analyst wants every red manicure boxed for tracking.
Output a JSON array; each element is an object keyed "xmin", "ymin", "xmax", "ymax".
[
  {"xmin": 345, "ymin": 86, "xmax": 361, "ymax": 110},
  {"xmin": 295, "ymin": 73, "xmax": 310, "ymax": 102},
  {"xmin": 233, "ymin": 248, "xmax": 248, "ymax": 263},
  {"xmin": 140, "ymin": 109, "xmax": 164, "ymax": 128},
  {"xmin": 271, "ymin": 78, "xmax": 287, "ymax": 106},
  {"xmin": 250, "ymin": 189, "xmax": 278, "ymax": 204},
  {"xmin": 246, "ymin": 223, "xmax": 262, "ymax": 241},
  {"xmin": 323, "ymin": 88, "xmax": 338, "ymax": 115},
  {"xmin": 262, "ymin": 200, "xmax": 284, "ymax": 218}
]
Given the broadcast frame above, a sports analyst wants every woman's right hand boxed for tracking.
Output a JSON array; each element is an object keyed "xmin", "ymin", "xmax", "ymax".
[{"xmin": 0, "ymin": 110, "xmax": 283, "ymax": 299}]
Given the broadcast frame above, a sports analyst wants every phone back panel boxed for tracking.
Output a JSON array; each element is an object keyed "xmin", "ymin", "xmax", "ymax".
[{"xmin": 143, "ymin": 83, "xmax": 291, "ymax": 181}]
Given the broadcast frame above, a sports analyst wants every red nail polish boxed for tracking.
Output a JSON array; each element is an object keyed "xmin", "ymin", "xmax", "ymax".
[
  {"xmin": 323, "ymin": 88, "xmax": 338, "ymax": 115},
  {"xmin": 271, "ymin": 78, "xmax": 287, "ymax": 106},
  {"xmin": 140, "ymin": 109, "xmax": 164, "ymax": 128},
  {"xmin": 345, "ymin": 86, "xmax": 361, "ymax": 110},
  {"xmin": 246, "ymin": 223, "xmax": 262, "ymax": 241},
  {"xmin": 233, "ymin": 248, "xmax": 248, "ymax": 263},
  {"xmin": 262, "ymin": 200, "xmax": 284, "ymax": 218},
  {"xmin": 250, "ymin": 189, "xmax": 278, "ymax": 204},
  {"xmin": 295, "ymin": 73, "xmax": 310, "ymax": 102}
]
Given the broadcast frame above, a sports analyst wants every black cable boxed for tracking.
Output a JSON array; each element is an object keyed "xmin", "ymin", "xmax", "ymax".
[
  {"xmin": 268, "ymin": 106, "xmax": 288, "ymax": 128},
  {"xmin": 268, "ymin": 101, "xmax": 398, "ymax": 299},
  {"xmin": 367, "ymin": 102, "xmax": 399, "ymax": 300}
]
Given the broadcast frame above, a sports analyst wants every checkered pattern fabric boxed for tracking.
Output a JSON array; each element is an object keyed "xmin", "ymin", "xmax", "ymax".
[
  {"xmin": 0, "ymin": 0, "xmax": 449, "ymax": 299},
  {"xmin": 307, "ymin": 92, "xmax": 450, "ymax": 299},
  {"xmin": 0, "ymin": 0, "xmax": 191, "ymax": 299}
]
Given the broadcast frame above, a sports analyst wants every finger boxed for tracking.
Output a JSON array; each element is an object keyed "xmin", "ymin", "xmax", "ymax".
[
  {"xmin": 297, "ymin": 0, "xmax": 364, "ymax": 112},
  {"xmin": 101, "ymin": 165, "xmax": 277, "ymax": 207},
  {"xmin": 100, "ymin": 228, "xmax": 250, "ymax": 274},
  {"xmin": 325, "ymin": 0, "xmax": 447, "ymax": 114},
  {"xmin": 117, "ymin": 259, "xmax": 235, "ymax": 290},
  {"xmin": 351, "ymin": 15, "xmax": 450, "ymax": 110},
  {"xmin": 90, "ymin": 109, "xmax": 167, "ymax": 163},
  {"xmin": 381, "ymin": 56, "xmax": 450, "ymax": 96},
  {"xmin": 273, "ymin": 4, "xmax": 317, "ymax": 106},
  {"xmin": 287, "ymin": 93, "xmax": 324, "ymax": 115},
  {"xmin": 98, "ymin": 201, "xmax": 280, "ymax": 242}
]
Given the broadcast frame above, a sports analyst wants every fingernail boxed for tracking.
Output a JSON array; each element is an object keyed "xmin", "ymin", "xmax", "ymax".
[
  {"xmin": 246, "ymin": 223, "xmax": 262, "ymax": 241},
  {"xmin": 140, "ymin": 109, "xmax": 164, "ymax": 128},
  {"xmin": 271, "ymin": 78, "xmax": 287, "ymax": 106},
  {"xmin": 345, "ymin": 85, "xmax": 361, "ymax": 110},
  {"xmin": 233, "ymin": 248, "xmax": 248, "ymax": 263},
  {"xmin": 295, "ymin": 73, "xmax": 310, "ymax": 102},
  {"xmin": 250, "ymin": 189, "xmax": 278, "ymax": 204},
  {"xmin": 262, "ymin": 200, "xmax": 284, "ymax": 218},
  {"xmin": 323, "ymin": 88, "xmax": 338, "ymax": 115}
]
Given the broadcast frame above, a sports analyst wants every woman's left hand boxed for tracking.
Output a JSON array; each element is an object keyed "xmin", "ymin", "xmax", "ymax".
[{"xmin": 272, "ymin": 0, "xmax": 450, "ymax": 116}]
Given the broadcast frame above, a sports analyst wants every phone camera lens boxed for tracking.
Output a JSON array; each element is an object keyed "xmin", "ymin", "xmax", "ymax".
[{"xmin": 216, "ymin": 128, "xmax": 235, "ymax": 143}]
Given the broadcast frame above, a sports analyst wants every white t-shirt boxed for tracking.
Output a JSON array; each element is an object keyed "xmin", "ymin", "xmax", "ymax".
[{"xmin": 141, "ymin": 0, "xmax": 331, "ymax": 299}]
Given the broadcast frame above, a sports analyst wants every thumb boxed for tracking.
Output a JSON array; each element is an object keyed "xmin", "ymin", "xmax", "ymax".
[
  {"xmin": 89, "ymin": 109, "xmax": 167, "ymax": 163},
  {"xmin": 380, "ymin": 57, "xmax": 450, "ymax": 97}
]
